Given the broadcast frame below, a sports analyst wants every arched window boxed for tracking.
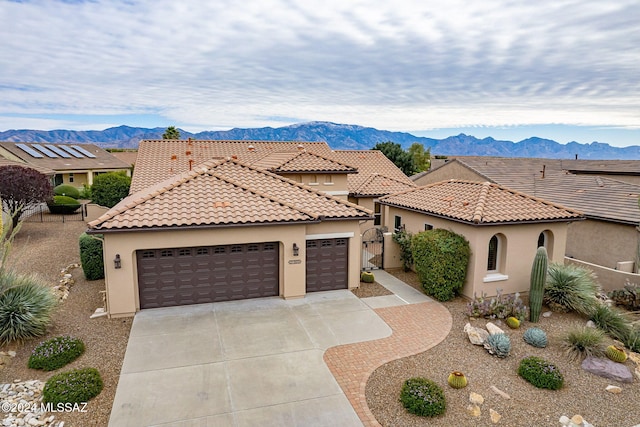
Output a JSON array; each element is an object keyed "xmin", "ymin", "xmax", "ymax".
[
  {"xmin": 537, "ymin": 232, "xmax": 546, "ymax": 248},
  {"xmin": 487, "ymin": 235, "xmax": 499, "ymax": 271},
  {"xmin": 537, "ymin": 230, "xmax": 554, "ymax": 259}
]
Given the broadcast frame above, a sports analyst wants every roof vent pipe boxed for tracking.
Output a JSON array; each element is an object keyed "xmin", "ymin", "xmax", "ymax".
[{"xmin": 540, "ymin": 165, "xmax": 546, "ymax": 179}]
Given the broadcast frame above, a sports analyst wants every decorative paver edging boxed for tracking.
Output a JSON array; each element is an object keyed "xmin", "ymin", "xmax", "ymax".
[{"xmin": 323, "ymin": 301, "xmax": 452, "ymax": 427}]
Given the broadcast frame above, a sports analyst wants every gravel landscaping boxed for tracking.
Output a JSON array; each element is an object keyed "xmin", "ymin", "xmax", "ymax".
[
  {"xmin": 1, "ymin": 221, "xmax": 132, "ymax": 427},
  {"xmin": 365, "ymin": 270, "xmax": 640, "ymax": 427}
]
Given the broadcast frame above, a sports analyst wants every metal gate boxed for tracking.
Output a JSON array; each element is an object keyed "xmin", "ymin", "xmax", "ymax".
[{"xmin": 361, "ymin": 227, "xmax": 384, "ymax": 271}]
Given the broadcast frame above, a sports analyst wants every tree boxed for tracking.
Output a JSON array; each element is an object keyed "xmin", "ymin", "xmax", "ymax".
[
  {"xmin": 91, "ymin": 172, "xmax": 131, "ymax": 208},
  {"xmin": 371, "ymin": 141, "xmax": 416, "ymax": 176},
  {"xmin": 408, "ymin": 143, "xmax": 431, "ymax": 173},
  {"xmin": 0, "ymin": 166, "xmax": 53, "ymax": 229},
  {"xmin": 162, "ymin": 126, "xmax": 181, "ymax": 139}
]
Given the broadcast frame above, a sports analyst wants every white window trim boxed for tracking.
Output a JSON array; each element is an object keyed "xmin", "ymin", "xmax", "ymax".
[
  {"xmin": 483, "ymin": 273, "xmax": 509, "ymax": 283},
  {"xmin": 305, "ymin": 232, "xmax": 354, "ymax": 240}
]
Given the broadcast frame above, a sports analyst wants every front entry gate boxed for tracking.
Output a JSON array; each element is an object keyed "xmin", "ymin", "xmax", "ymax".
[{"xmin": 361, "ymin": 227, "xmax": 384, "ymax": 271}]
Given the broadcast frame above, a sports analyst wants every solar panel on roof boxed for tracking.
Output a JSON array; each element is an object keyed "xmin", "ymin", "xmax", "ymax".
[
  {"xmin": 31, "ymin": 144, "xmax": 58, "ymax": 158},
  {"xmin": 15, "ymin": 143, "xmax": 44, "ymax": 158},
  {"xmin": 58, "ymin": 145, "xmax": 83, "ymax": 158},
  {"xmin": 45, "ymin": 145, "xmax": 72, "ymax": 158},
  {"xmin": 71, "ymin": 145, "xmax": 96, "ymax": 158}
]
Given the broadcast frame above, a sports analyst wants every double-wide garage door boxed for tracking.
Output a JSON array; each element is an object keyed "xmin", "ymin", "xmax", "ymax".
[{"xmin": 137, "ymin": 242, "xmax": 279, "ymax": 309}]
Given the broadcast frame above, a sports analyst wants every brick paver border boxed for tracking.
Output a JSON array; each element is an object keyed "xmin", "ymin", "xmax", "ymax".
[{"xmin": 323, "ymin": 301, "xmax": 452, "ymax": 427}]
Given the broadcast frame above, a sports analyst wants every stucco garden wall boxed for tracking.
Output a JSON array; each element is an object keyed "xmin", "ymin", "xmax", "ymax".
[{"xmin": 565, "ymin": 219, "xmax": 638, "ymax": 269}]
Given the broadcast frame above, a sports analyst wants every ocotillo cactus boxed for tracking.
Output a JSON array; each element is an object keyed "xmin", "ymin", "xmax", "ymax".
[{"xmin": 529, "ymin": 246, "xmax": 548, "ymax": 322}]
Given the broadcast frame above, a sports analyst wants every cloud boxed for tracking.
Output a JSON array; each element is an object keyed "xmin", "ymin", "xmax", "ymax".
[{"xmin": 0, "ymin": 0, "xmax": 638, "ymax": 132}]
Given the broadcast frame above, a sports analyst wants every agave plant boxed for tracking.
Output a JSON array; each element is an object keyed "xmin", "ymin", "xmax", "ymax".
[{"xmin": 544, "ymin": 263, "xmax": 601, "ymax": 316}]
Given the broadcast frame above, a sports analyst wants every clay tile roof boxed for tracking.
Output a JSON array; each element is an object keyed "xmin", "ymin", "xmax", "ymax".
[
  {"xmin": 330, "ymin": 150, "xmax": 416, "ymax": 196},
  {"xmin": 253, "ymin": 151, "xmax": 357, "ymax": 174},
  {"xmin": 379, "ymin": 180, "xmax": 584, "ymax": 225},
  {"xmin": 88, "ymin": 158, "xmax": 372, "ymax": 232}
]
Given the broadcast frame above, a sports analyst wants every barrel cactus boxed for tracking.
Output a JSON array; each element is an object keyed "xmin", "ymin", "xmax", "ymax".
[
  {"xmin": 605, "ymin": 345, "xmax": 627, "ymax": 363},
  {"xmin": 447, "ymin": 371, "xmax": 468, "ymax": 389},
  {"xmin": 506, "ymin": 316, "xmax": 521, "ymax": 329},
  {"xmin": 529, "ymin": 247, "xmax": 548, "ymax": 322},
  {"xmin": 523, "ymin": 327, "xmax": 548, "ymax": 348},
  {"xmin": 360, "ymin": 271, "xmax": 375, "ymax": 283},
  {"xmin": 484, "ymin": 333, "xmax": 511, "ymax": 358}
]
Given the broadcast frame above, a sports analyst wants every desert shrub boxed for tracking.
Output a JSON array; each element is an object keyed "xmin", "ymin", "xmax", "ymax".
[
  {"xmin": 0, "ymin": 270, "xmax": 58, "ymax": 345},
  {"xmin": 608, "ymin": 281, "xmax": 640, "ymax": 311},
  {"xmin": 392, "ymin": 229, "xmax": 414, "ymax": 271},
  {"xmin": 466, "ymin": 289, "xmax": 529, "ymax": 321},
  {"xmin": 483, "ymin": 333, "xmax": 511, "ymax": 358},
  {"xmin": 399, "ymin": 377, "xmax": 446, "ymax": 417},
  {"xmin": 43, "ymin": 368, "xmax": 103, "ymax": 404},
  {"xmin": 622, "ymin": 327, "xmax": 640, "ymax": 353},
  {"xmin": 47, "ymin": 196, "xmax": 81, "ymax": 214},
  {"xmin": 91, "ymin": 171, "xmax": 131, "ymax": 208},
  {"xmin": 79, "ymin": 233, "xmax": 104, "ymax": 280},
  {"xmin": 411, "ymin": 229, "xmax": 470, "ymax": 302},
  {"xmin": 544, "ymin": 263, "xmax": 600, "ymax": 315},
  {"xmin": 590, "ymin": 304, "xmax": 633, "ymax": 342},
  {"xmin": 53, "ymin": 184, "xmax": 80, "ymax": 199},
  {"xmin": 78, "ymin": 183, "xmax": 92, "ymax": 200},
  {"xmin": 518, "ymin": 356, "xmax": 564, "ymax": 390},
  {"xmin": 28, "ymin": 336, "xmax": 85, "ymax": 371},
  {"xmin": 561, "ymin": 327, "xmax": 605, "ymax": 362}
]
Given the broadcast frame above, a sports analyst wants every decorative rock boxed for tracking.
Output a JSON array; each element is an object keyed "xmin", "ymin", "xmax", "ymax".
[
  {"xmin": 542, "ymin": 311, "xmax": 552, "ymax": 318},
  {"xmin": 466, "ymin": 404, "xmax": 481, "ymax": 417},
  {"xmin": 490, "ymin": 385, "xmax": 510, "ymax": 399},
  {"xmin": 559, "ymin": 416, "xmax": 571, "ymax": 425},
  {"xmin": 486, "ymin": 322, "xmax": 505, "ymax": 335},
  {"xmin": 469, "ymin": 392, "xmax": 484, "ymax": 405},
  {"xmin": 571, "ymin": 415, "xmax": 584, "ymax": 425},
  {"xmin": 582, "ymin": 356, "xmax": 633, "ymax": 383},
  {"xmin": 464, "ymin": 322, "xmax": 489, "ymax": 345},
  {"xmin": 605, "ymin": 385, "xmax": 622, "ymax": 394},
  {"xmin": 490, "ymin": 408, "xmax": 502, "ymax": 424},
  {"xmin": 628, "ymin": 351, "xmax": 640, "ymax": 366},
  {"xmin": 585, "ymin": 320, "xmax": 596, "ymax": 328}
]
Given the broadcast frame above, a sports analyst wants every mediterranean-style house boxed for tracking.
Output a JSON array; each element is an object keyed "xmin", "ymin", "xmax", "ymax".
[
  {"xmin": 413, "ymin": 157, "xmax": 640, "ymax": 289},
  {"xmin": 0, "ymin": 141, "xmax": 132, "ymax": 188},
  {"xmin": 378, "ymin": 180, "xmax": 584, "ymax": 298}
]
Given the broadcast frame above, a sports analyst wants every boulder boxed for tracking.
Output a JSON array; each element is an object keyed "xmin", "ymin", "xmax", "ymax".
[
  {"xmin": 581, "ymin": 356, "xmax": 633, "ymax": 383},
  {"xmin": 464, "ymin": 323, "xmax": 489, "ymax": 345},
  {"xmin": 469, "ymin": 392, "xmax": 484, "ymax": 405},
  {"xmin": 486, "ymin": 322, "xmax": 505, "ymax": 335}
]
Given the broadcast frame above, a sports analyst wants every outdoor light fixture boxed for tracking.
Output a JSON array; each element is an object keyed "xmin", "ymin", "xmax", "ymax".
[
  {"xmin": 292, "ymin": 243, "xmax": 299, "ymax": 257},
  {"xmin": 114, "ymin": 254, "xmax": 122, "ymax": 269}
]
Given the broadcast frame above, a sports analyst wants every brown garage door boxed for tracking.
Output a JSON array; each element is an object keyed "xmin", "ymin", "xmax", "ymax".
[
  {"xmin": 305, "ymin": 238, "xmax": 348, "ymax": 292},
  {"xmin": 137, "ymin": 242, "xmax": 279, "ymax": 309}
]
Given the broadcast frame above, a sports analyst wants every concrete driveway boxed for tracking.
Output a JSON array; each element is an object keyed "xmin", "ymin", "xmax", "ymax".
[{"xmin": 109, "ymin": 290, "xmax": 393, "ymax": 427}]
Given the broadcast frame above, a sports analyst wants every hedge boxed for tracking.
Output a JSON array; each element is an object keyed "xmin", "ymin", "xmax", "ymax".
[{"xmin": 79, "ymin": 233, "xmax": 104, "ymax": 280}]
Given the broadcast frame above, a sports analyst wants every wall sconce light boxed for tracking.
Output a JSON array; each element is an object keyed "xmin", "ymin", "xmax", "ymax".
[
  {"xmin": 114, "ymin": 254, "xmax": 122, "ymax": 269},
  {"xmin": 292, "ymin": 243, "xmax": 299, "ymax": 257}
]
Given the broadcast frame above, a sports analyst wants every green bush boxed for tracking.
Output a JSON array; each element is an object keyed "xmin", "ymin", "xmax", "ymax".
[
  {"xmin": 411, "ymin": 229, "xmax": 470, "ymax": 301},
  {"xmin": 43, "ymin": 368, "xmax": 103, "ymax": 404},
  {"xmin": 79, "ymin": 183, "xmax": 92, "ymax": 200},
  {"xmin": 561, "ymin": 327, "xmax": 605, "ymax": 362},
  {"xmin": 544, "ymin": 263, "xmax": 600, "ymax": 316},
  {"xmin": 91, "ymin": 171, "xmax": 131, "ymax": 208},
  {"xmin": 392, "ymin": 230, "xmax": 414, "ymax": 272},
  {"xmin": 399, "ymin": 377, "xmax": 446, "ymax": 417},
  {"xmin": 590, "ymin": 304, "xmax": 633, "ymax": 342},
  {"xmin": 0, "ymin": 270, "xmax": 58, "ymax": 345},
  {"xmin": 28, "ymin": 336, "xmax": 85, "ymax": 371},
  {"xmin": 47, "ymin": 195, "xmax": 81, "ymax": 214},
  {"xmin": 53, "ymin": 184, "xmax": 80, "ymax": 199},
  {"xmin": 518, "ymin": 356, "xmax": 564, "ymax": 390},
  {"xmin": 79, "ymin": 233, "xmax": 104, "ymax": 280}
]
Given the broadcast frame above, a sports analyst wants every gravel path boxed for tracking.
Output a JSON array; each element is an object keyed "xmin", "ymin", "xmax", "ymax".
[
  {"xmin": 365, "ymin": 270, "xmax": 640, "ymax": 427},
  {"xmin": 1, "ymin": 221, "xmax": 132, "ymax": 427}
]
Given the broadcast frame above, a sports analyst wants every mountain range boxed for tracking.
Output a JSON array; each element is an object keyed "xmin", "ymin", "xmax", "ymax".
[{"xmin": 1, "ymin": 121, "xmax": 639, "ymax": 160}]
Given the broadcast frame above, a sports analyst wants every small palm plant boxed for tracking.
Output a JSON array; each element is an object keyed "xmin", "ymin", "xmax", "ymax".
[{"xmin": 544, "ymin": 263, "xmax": 601, "ymax": 316}]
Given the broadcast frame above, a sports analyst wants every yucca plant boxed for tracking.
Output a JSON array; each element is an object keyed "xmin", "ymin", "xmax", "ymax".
[
  {"xmin": 0, "ymin": 270, "xmax": 58, "ymax": 345},
  {"xmin": 544, "ymin": 263, "xmax": 601, "ymax": 315},
  {"xmin": 590, "ymin": 304, "xmax": 633, "ymax": 342},
  {"xmin": 561, "ymin": 326, "xmax": 605, "ymax": 362}
]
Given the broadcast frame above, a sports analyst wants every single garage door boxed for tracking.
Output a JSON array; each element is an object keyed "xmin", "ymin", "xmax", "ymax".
[
  {"xmin": 137, "ymin": 242, "xmax": 279, "ymax": 309},
  {"xmin": 306, "ymin": 238, "xmax": 348, "ymax": 292}
]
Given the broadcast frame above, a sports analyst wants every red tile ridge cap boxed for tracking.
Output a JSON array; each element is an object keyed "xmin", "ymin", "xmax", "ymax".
[{"xmin": 472, "ymin": 182, "xmax": 491, "ymax": 224}]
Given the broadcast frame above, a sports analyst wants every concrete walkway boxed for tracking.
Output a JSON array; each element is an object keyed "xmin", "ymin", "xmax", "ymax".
[{"xmin": 109, "ymin": 271, "xmax": 452, "ymax": 426}]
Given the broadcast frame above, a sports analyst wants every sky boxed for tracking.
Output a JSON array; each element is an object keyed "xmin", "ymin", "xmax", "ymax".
[{"xmin": 0, "ymin": 0, "xmax": 639, "ymax": 147}]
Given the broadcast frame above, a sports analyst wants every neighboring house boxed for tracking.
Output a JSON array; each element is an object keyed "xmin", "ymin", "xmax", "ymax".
[
  {"xmin": 412, "ymin": 157, "xmax": 640, "ymax": 288},
  {"xmin": 87, "ymin": 158, "xmax": 372, "ymax": 317},
  {"xmin": 0, "ymin": 141, "xmax": 132, "ymax": 188},
  {"xmin": 378, "ymin": 180, "xmax": 583, "ymax": 298},
  {"xmin": 109, "ymin": 150, "xmax": 138, "ymax": 169}
]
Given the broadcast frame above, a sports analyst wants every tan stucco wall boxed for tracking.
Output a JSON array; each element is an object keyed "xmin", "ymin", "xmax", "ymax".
[
  {"xmin": 101, "ymin": 219, "xmax": 363, "ymax": 317},
  {"xmin": 279, "ymin": 173, "xmax": 349, "ymax": 199},
  {"xmin": 566, "ymin": 257, "xmax": 640, "ymax": 292},
  {"xmin": 352, "ymin": 197, "xmax": 376, "ymax": 233},
  {"xmin": 413, "ymin": 162, "xmax": 486, "ymax": 186},
  {"xmin": 565, "ymin": 219, "xmax": 638, "ymax": 268},
  {"xmin": 383, "ymin": 205, "xmax": 569, "ymax": 298}
]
